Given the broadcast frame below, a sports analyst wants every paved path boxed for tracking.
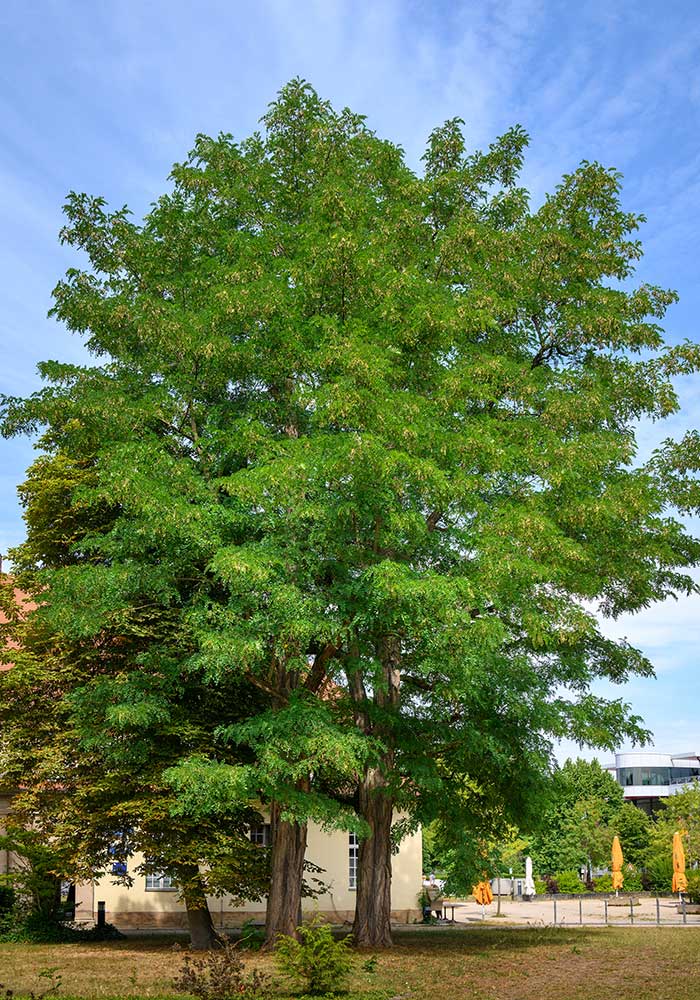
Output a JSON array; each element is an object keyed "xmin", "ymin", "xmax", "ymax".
[{"xmin": 440, "ymin": 896, "xmax": 700, "ymax": 927}]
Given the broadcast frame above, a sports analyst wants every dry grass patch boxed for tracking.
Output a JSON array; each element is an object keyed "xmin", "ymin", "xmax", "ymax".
[{"xmin": 1, "ymin": 927, "xmax": 700, "ymax": 1000}]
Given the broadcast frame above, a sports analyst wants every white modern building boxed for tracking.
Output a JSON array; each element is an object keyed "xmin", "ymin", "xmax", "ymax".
[{"xmin": 607, "ymin": 751, "xmax": 700, "ymax": 814}]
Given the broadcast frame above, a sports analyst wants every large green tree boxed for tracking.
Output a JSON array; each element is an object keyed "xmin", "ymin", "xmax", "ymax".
[{"xmin": 3, "ymin": 79, "xmax": 700, "ymax": 947}]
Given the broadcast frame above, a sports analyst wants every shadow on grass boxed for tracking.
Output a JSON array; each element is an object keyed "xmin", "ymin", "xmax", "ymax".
[{"xmin": 388, "ymin": 925, "xmax": 610, "ymax": 955}]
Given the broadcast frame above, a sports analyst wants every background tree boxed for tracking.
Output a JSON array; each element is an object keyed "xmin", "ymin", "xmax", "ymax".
[
  {"xmin": 529, "ymin": 760, "xmax": 624, "ymax": 876},
  {"xmin": 0, "ymin": 455, "xmax": 272, "ymax": 949},
  {"xmin": 3, "ymin": 79, "xmax": 700, "ymax": 949},
  {"xmin": 614, "ymin": 802, "xmax": 651, "ymax": 869},
  {"xmin": 646, "ymin": 783, "xmax": 700, "ymax": 874}
]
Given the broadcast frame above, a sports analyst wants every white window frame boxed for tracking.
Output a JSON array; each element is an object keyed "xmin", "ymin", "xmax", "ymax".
[
  {"xmin": 349, "ymin": 832, "xmax": 359, "ymax": 891},
  {"xmin": 249, "ymin": 823, "xmax": 271, "ymax": 846},
  {"xmin": 145, "ymin": 873, "xmax": 177, "ymax": 891}
]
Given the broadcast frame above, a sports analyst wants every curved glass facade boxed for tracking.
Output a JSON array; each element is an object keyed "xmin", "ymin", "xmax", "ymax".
[
  {"xmin": 617, "ymin": 766, "xmax": 700, "ymax": 787},
  {"xmin": 618, "ymin": 767, "xmax": 671, "ymax": 787}
]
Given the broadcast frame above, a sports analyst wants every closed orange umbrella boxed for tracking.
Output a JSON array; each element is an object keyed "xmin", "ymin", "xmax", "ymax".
[
  {"xmin": 611, "ymin": 835, "xmax": 624, "ymax": 892},
  {"xmin": 473, "ymin": 880, "xmax": 494, "ymax": 905},
  {"xmin": 672, "ymin": 831, "xmax": 688, "ymax": 894}
]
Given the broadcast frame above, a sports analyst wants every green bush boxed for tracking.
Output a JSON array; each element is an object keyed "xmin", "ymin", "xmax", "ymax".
[
  {"xmin": 554, "ymin": 871, "xmax": 586, "ymax": 894},
  {"xmin": 685, "ymin": 872, "xmax": 700, "ymax": 905},
  {"xmin": 534, "ymin": 879, "xmax": 548, "ymax": 895},
  {"xmin": 0, "ymin": 911, "xmax": 123, "ymax": 944},
  {"xmin": 239, "ymin": 917, "xmax": 265, "ymax": 951},
  {"xmin": 644, "ymin": 854, "xmax": 675, "ymax": 894},
  {"xmin": 622, "ymin": 867, "xmax": 643, "ymax": 892},
  {"xmin": 593, "ymin": 874, "xmax": 613, "ymax": 893},
  {"xmin": 593, "ymin": 867, "xmax": 643, "ymax": 893},
  {"xmin": 0, "ymin": 886, "xmax": 15, "ymax": 916},
  {"xmin": 275, "ymin": 916, "xmax": 353, "ymax": 995}
]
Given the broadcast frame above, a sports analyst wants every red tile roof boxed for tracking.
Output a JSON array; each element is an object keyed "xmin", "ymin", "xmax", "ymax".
[{"xmin": 0, "ymin": 578, "xmax": 36, "ymax": 671}]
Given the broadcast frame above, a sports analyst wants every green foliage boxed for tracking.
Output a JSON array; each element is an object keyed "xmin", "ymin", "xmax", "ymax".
[
  {"xmin": 593, "ymin": 866, "xmax": 642, "ymax": 893},
  {"xmin": 174, "ymin": 938, "xmax": 274, "ymax": 1000},
  {"xmin": 614, "ymin": 803, "xmax": 651, "ymax": 868},
  {"xmin": 644, "ymin": 854, "xmax": 675, "ymax": 894},
  {"xmin": 0, "ymin": 912, "xmax": 122, "ymax": 944},
  {"xmin": 0, "ymin": 885, "xmax": 15, "ymax": 915},
  {"xmin": 534, "ymin": 879, "xmax": 548, "ymax": 895},
  {"xmin": 685, "ymin": 872, "xmax": 700, "ymax": 904},
  {"xmin": 0, "ymin": 826, "xmax": 69, "ymax": 931},
  {"xmin": 553, "ymin": 871, "xmax": 586, "ymax": 894},
  {"xmin": 529, "ymin": 760, "xmax": 624, "ymax": 875},
  {"xmin": 4, "ymin": 79, "xmax": 700, "ymax": 941},
  {"xmin": 239, "ymin": 918, "xmax": 266, "ymax": 952},
  {"xmin": 275, "ymin": 917, "xmax": 353, "ymax": 995},
  {"xmin": 647, "ymin": 784, "xmax": 700, "ymax": 867}
]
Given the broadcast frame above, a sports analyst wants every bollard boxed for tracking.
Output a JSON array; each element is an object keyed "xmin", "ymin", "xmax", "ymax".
[
  {"xmin": 97, "ymin": 900, "xmax": 106, "ymax": 928},
  {"xmin": 629, "ymin": 898, "xmax": 634, "ymax": 925},
  {"xmin": 656, "ymin": 897, "xmax": 660, "ymax": 926},
  {"xmin": 604, "ymin": 899, "xmax": 608, "ymax": 925},
  {"xmin": 579, "ymin": 898, "xmax": 583, "ymax": 925},
  {"xmin": 553, "ymin": 898, "xmax": 557, "ymax": 926},
  {"xmin": 682, "ymin": 899, "xmax": 687, "ymax": 925}
]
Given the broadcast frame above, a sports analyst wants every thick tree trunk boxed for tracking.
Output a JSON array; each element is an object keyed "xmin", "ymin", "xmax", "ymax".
[
  {"xmin": 348, "ymin": 634, "xmax": 400, "ymax": 949},
  {"xmin": 352, "ymin": 767, "xmax": 394, "ymax": 948},
  {"xmin": 264, "ymin": 800, "xmax": 308, "ymax": 947},
  {"xmin": 178, "ymin": 864, "xmax": 220, "ymax": 950}
]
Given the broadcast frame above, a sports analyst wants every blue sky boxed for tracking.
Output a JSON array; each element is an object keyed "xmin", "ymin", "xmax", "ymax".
[{"xmin": 1, "ymin": 0, "xmax": 699, "ymax": 756}]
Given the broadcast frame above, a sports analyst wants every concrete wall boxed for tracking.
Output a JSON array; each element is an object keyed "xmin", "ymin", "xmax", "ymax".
[{"xmin": 91, "ymin": 820, "xmax": 422, "ymax": 929}]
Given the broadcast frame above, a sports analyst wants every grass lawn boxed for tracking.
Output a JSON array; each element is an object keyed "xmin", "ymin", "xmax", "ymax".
[{"xmin": 1, "ymin": 927, "xmax": 699, "ymax": 1000}]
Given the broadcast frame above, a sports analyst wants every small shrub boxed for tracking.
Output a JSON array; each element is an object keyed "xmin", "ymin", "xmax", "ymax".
[
  {"xmin": 275, "ymin": 915, "xmax": 353, "ymax": 995},
  {"xmin": 644, "ymin": 854, "xmax": 675, "ymax": 894},
  {"xmin": 554, "ymin": 871, "xmax": 586, "ymax": 894},
  {"xmin": 533, "ymin": 878, "xmax": 548, "ymax": 895},
  {"xmin": 174, "ymin": 938, "xmax": 274, "ymax": 1000},
  {"xmin": 593, "ymin": 868, "xmax": 642, "ymax": 893},
  {"xmin": 685, "ymin": 872, "xmax": 700, "ymax": 905},
  {"xmin": 239, "ymin": 918, "xmax": 265, "ymax": 952},
  {"xmin": 593, "ymin": 874, "xmax": 613, "ymax": 893}
]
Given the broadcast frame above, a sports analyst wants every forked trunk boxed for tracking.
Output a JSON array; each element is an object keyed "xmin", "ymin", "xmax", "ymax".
[
  {"xmin": 352, "ymin": 766, "xmax": 394, "ymax": 948},
  {"xmin": 264, "ymin": 800, "xmax": 308, "ymax": 947},
  {"xmin": 178, "ymin": 863, "xmax": 220, "ymax": 950}
]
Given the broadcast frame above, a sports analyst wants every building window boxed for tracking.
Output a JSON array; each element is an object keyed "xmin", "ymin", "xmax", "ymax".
[
  {"xmin": 617, "ymin": 767, "xmax": 671, "ymax": 787},
  {"xmin": 145, "ymin": 874, "xmax": 177, "ymax": 891},
  {"xmin": 349, "ymin": 833, "xmax": 359, "ymax": 890},
  {"xmin": 249, "ymin": 823, "xmax": 271, "ymax": 846}
]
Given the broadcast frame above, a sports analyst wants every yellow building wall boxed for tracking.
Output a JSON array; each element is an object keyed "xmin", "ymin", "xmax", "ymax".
[{"xmin": 91, "ymin": 820, "xmax": 422, "ymax": 929}]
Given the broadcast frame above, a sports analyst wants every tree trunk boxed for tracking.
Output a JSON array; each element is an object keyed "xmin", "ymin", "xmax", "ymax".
[
  {"xmin": 179, "ymin": 863, "xmax": 220, "ymax": 950},
  {"xmin": 352, "ymin": 766, "xmax": 394, "ymax": 948},
  {"xmin": 264, "ymin": 801, "xmax": 308, "ymax": 947},
  {"xmin": 348, "ymin": 634, "xmax": 400, "ymax": 949}
]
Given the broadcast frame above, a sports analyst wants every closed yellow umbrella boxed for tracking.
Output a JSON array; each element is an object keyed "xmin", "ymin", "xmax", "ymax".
[
  {"xmin": 611, "ymin": 835, "xmax": 624, "ymax": 893},
  {"xmin": 472, "ymin": 880, "xmax": 494, "ymax": 905},
  {"xmin": 672, "ymin": 831, "xmax": 688, "ymax": 894}
]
